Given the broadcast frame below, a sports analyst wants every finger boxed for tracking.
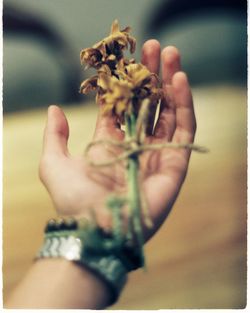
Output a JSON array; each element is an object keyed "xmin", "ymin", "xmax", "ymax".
[
  {"xmin": 172, "ymin": 71, "xmax": 196, "ymax": 143},
  {"xmin": 161, "ymin": 46, "xmax": 181, "ymax": 85},
  {"xmin": 141, "ymin": 39, "xmax": 161, "ymax": 135},
  {"xmin": 154, "ymin": 46, "xmax": 181, "ymax": 140},
  {"xmin": 93, "ymin": 108, "xmax": 125, "ymax": 141},
  {"xmin": 141, "ymin": 39, "xmax": 161, "ymax": 74},
  {"xmin": 42, "ymin": 105, "xmax": 69, "ymax": 156}
]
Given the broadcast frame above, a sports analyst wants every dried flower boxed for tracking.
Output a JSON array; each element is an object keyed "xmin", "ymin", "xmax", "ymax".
[
  {"xmin": 96, "ymin": 65, "xmax": 163, "ymax": 123},
  {"xmin": 80, "ymin": 20, "xmax": 163, "ymax": 123},
  {"xmin": 80, "ymin": 19, "xmax": 136, "ymax": 70},
  {"xmin": 97, "ymin": 73, "xmax": 133, "ymax": 117}
]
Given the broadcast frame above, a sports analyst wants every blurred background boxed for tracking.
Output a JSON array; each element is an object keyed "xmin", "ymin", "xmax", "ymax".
[{"xmin": 3, "ymin": 0, "xmax": 247, "ymax": 309}]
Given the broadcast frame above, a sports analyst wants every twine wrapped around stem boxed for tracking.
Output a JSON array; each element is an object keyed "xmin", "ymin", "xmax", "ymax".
[
  {"xmin": 84, "ymin": 99, "xmax": 208, "ymax": 168},
  {"xmin": 84, "ymin": 139, "xmax": 208, "ymax": 167}
]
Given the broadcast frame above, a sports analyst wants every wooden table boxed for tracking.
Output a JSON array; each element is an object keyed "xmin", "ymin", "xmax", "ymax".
[{"xmin": 3, "ymin": 85, "xmax": 247, "ymax": 309}]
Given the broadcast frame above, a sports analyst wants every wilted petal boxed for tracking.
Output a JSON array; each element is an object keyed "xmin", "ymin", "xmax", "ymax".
[
  {"xmin": 125, "ymin": 63, "xmax": 151, "ymax": 87},
  {"xmin": 97, "ymin": 73, "xmax": 110, "ymax": 90},
  {"xmin": 93, "ymin": 41, "xmax": 106, "ymax": 57},
  {"xmin": 116, "ymin": 37, "xmax": 127, "ymax": 48},
  {"xmin": 98, "ymin": 64, "xmax": 112, "ymax": 76},
  {"xmin": 80, "ymin": 47, "xmax": 103, "ymax": 68},
  {"xmin": 128, "ymin": 36, "xmax": 136, "ymax": 53},
  {"xmin": 121, "ymin": 26, "xmax": 131, "ymax": 33},
  {"xmin": 80, "ymin": 75, "xmax": 98, "ymax": 94},
  {"xmin": 108, "ymin": 54, "xmax": 116, "ymax": 61},
  {"xmin": 115, "ymin": 99, "xmax": 128, "ymax": 115},
  {"xmin": 110, "ymin": 19, "xmax": 120, "ymax": 34},
  {"xmin": 101, "ymin": 102, "xmax": 114, "ymax": 115}
]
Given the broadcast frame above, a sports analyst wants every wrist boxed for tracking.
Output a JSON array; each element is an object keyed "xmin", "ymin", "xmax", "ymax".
[
  {"xmin": 37, "ymin": 259, "xmax": 114, "ymax": 309},
  {"xmin": 36, "ymin": 217, "xmax": 142, "ymax": 306},
  {"xmin": 6, "ymin": 258, "xmax": 113, "ymax": 309}
]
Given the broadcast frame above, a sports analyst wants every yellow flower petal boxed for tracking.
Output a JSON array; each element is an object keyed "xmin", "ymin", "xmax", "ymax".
[
  {"xmin": 80, "ymin": 47, "xmax": 103, "ymax": 68},
  {"xmin": 98, "ymin": 64, "xmax": 112, "ymax": 76},
  {"xmin": 115, "ymin": 100, "xmax": 128, "ymax": 115},
  {"xmin": 110, "ymin": 19, "xmax": 120, "ymax": 34},
  {"xmin": 79, "ymin": 75, "xmax": 98, "ymax": 94},
  {"xmin": 101, "ymin": 102, "xmax": 114, "ymax": 115}
]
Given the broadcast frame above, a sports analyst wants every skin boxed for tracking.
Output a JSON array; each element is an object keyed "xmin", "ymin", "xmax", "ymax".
[{"xmin": 5, "ymin": 40, "xmax": 196, "ymax": 309}]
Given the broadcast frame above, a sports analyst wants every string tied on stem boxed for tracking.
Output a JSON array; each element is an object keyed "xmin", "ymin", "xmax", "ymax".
[{"xmin": 84, "ymin": 99, "xmax": 208, "ymax": 168}]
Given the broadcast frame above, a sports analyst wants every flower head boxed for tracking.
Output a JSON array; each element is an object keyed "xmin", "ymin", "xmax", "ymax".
[
  {"xmin": 79, "ymin": 20, "xmax": 163, "ymax": 124},
  {"xmin": 96, "ymin": 63, "xmax": 163, "ymax": 123},
  {"xmin": 117, "ymin": 63, "xmax": 163, "ymax": 111},
  {"xmin": 97, "ymin": 73, "xmax": 133, "ymax": 119},
  {"xmin": 80, "ymin": 20, "xmax": 136, "ymax": 70}
]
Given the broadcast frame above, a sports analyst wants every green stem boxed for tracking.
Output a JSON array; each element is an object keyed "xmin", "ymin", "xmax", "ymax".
[{"xmin": 125, "ymin": 113, "xmax": 145, "ymax": 266}]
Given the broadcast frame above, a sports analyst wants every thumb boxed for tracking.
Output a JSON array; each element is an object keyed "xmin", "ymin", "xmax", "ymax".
[{"xmin": 42, "ymin": 105, "xmax": 69, "ymax": 156}]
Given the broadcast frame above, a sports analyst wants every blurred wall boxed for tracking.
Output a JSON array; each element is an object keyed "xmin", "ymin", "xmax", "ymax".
[
  {"xmin": 146, "ymin": 0, "xmax": 247, "ymax": 85},
  {"xmin": 4, "ymin": 0, "xmax": 246, "ymax": 112}
]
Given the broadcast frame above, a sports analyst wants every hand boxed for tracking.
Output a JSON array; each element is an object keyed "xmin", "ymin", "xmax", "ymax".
[{"xmin": 39, "ymin": 40, "xmax": 196, "ymax": 242}]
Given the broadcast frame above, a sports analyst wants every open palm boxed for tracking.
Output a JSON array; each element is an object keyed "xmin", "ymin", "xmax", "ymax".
[{"xmin": 39, "ymin": 40, "xmax": 196, "ymax": 242}]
